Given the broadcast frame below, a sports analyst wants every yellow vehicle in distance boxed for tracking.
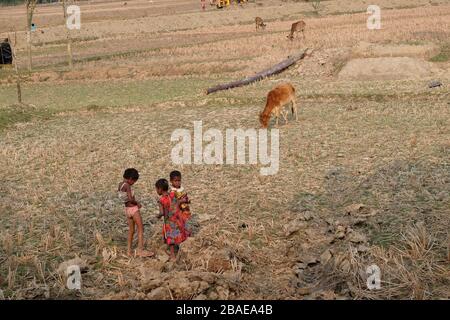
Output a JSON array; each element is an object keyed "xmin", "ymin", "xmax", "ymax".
[{"xmin": 213, "ymin": 0, "xmax": 247, "ymax": 9}]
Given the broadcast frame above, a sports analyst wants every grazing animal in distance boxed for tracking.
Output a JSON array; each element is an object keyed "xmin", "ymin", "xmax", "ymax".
[
  {"xmin": 259, "ymin": 83, "xmax": 298, "ymax": 128},
  {"xmin": 255, "ymin": 17, "xmax": 266, "ymax": 31},
  {"xmin": 288, "ymin": 20, "xmax": 306, "ymax": 40}
]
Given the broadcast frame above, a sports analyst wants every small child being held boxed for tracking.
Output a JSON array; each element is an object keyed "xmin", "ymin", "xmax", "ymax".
[{"xmin": 169, "ymin": 170, "xmax": 192, "ymax": 237}]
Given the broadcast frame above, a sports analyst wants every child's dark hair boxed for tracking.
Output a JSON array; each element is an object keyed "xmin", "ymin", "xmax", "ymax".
[
  {"xmin": 155, "ymin": 178, "xmax": 169, "ymax": 191},
  {"xmin": 123, "ymin": 168, "xmax": 139, "ymax": 180},
  {"xmin": 169, "ymin": 170, "xmax": 181, "ymax": 180}
]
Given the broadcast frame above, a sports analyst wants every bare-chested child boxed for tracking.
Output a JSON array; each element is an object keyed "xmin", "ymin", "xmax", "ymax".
[{"xmin": 118, "ymin": 168, "xmax": 153, "ymax": 258}]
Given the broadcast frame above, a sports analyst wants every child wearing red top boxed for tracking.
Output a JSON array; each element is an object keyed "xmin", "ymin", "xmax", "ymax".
[{"xmin": 155, "ymin": 178, "xmax": 187, "ymax": 261}]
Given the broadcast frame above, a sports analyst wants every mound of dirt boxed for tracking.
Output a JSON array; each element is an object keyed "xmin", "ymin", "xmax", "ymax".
[
  {"xmin": 338, "ymin": 57, "xmax": 439, "ymax": 81},
  {"xmin": 140, "ymin": 270, "xmax": 239, "ymax": 300},
  {"xmin": 352, "ymin": 41, "xmax": 439, "ymax": 59}
]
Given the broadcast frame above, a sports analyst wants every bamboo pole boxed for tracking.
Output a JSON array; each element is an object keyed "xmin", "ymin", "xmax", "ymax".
[{"xmin": 8, "ymin": 32, "xmax": 22, "ymax": 104}]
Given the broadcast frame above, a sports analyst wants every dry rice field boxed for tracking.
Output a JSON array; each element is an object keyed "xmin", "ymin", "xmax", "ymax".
[{"xmin": 0, "ymin": 0, "xmax": 449, "ymax": 300}]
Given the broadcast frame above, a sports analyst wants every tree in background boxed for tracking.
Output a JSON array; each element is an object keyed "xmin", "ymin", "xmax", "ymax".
[
  {"xmin": 62, "ymin": 0, "xmax": 73, "ymax": 70},
  {"xmin": 25, "ymin": 0, "xmax": 37, "ymax": 71}
]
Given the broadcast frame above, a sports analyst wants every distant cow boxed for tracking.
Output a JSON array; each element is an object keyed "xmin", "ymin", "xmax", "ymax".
[
  {"xmin": 255, "ymin": 17, "xmax": 266, "ymax": 31},
  {"xmin": 287, "ymin": 20, "xmax": 306, "ymax": 40}
]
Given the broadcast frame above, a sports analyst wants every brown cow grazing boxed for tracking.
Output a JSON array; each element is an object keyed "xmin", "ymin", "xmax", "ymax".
[
  {"xmin": 255, "ymin": 17, "xmax": 266, "ymax": 31},
  {"xmin": 259, "ymin": 83, "xmax": 298, "ymax": 128},
  {"xmin": 287, "ymin": 20, "xmax": 306, "ymax": 40}
]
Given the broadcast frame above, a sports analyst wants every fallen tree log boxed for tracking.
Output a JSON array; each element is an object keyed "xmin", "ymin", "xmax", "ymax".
[{"xmin": 206, "ymin": 48, "xmax": 309, "ymax": 95}]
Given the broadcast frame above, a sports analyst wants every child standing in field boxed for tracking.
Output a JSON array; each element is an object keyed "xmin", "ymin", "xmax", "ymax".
[
  {"xmin": 155, "ymin": 178, "xmax": 188, "ymax": 261},
  {"xmin": 169, "ymin": 170, "xmax": 193, "ymax": 237},
  {"xmin": 118, "ymin": 168, "xmax": 153, "ymax": 258}
]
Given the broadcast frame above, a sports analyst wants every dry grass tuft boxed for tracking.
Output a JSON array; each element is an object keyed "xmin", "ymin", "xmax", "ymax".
[{"xmin": 345, "ymin": 224, "xmax": 449, "ymax": 299}]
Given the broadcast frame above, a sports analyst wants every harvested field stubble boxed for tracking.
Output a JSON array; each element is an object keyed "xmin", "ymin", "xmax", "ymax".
[{"xmin": 0, "ymin": 0, "xmax": 449, "ymax": 300}]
